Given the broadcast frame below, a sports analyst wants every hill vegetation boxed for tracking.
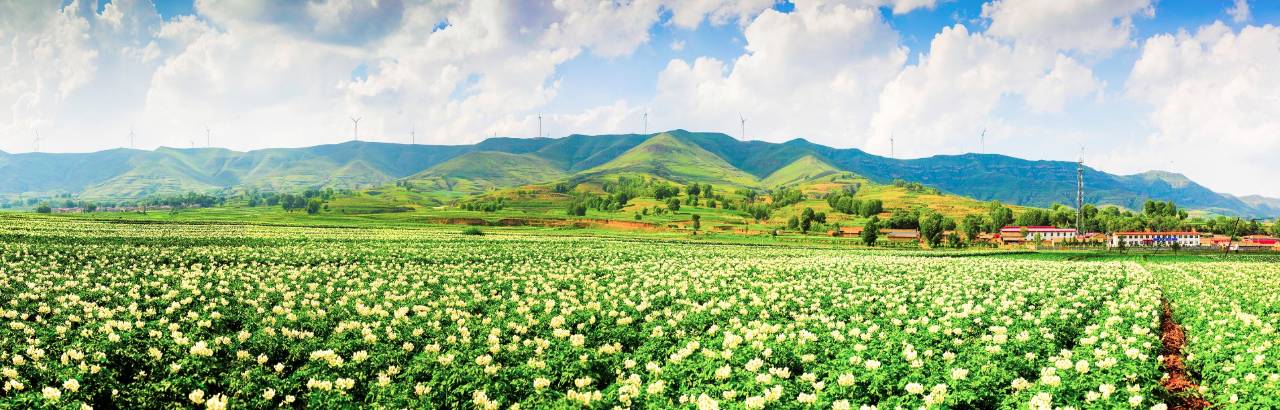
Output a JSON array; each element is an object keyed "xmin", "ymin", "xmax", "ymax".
[{"xmin": 1, "ymin": 130, "xmax": 1276, "ymax": 219}]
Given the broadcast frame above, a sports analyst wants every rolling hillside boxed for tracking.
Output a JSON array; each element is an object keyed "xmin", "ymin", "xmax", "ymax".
[
  {"xmin": 405, "ymin": 151, "xmax": 567, "ymax": 193},
  {"xmin": 576, "ymin": 133, "xmax": 759, "ymax": 187},
  {"xmin": 1, "ymin": 130, "xmax": 1274, "ymax": 217},
  {"xmin": 760, "ymin": 155, "xmax": 843, "ymax": 188}
]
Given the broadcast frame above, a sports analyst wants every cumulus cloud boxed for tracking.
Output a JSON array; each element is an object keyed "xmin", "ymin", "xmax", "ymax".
[
  {"xmin": 1227, "ymin": 0, "xmax": 1251, "ymax": 23},
  {"xmin": 0, "ymin": 0, "xmax": 165, "ymax": 151},
  {"xmin": 194, "ymin": 0, "xmax": 406, "ymax": 45},
  {"xmin": 1123, "ymin": 21, "xmax": 1280, "ymax": 196},
  {"xmin": 982, "ymin": 0, "xmax": 1154, "ymax": 54},
  {"xmin": 651, "ymin": 2, "xmax": 907, "ymax": 144},
  {"xmin": 866, "ymin": 25, "xmax": 1100, "ymax": 157}
]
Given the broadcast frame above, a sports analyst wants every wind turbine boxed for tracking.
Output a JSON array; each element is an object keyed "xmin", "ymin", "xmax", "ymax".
[
  {"xmin": 350, "ymin": 116, "xmax": 361, "ymax": 141},
  {"xmin": 890, "ymin": 132, "xmax": 895, "ymax": 159},
  {"xmin": 129, "ymin": 127, "xmax": 135, "ymax": 149},
  {"xmin": 642, "ymin": 111, "xmax": 648, "ymax": 134},
  {"xmin": 410, "ymin": 125, "xmax": 416, "ymax": 145},
  {"xmin": 739, "ymin": 113, "xmax": 746, "ymax": 141},
  {"xmin": 205, "ymin": 125, "xmax": 211, "ymax": 148},
  {"xmin": 979, "ymin": 128, "xmax": 986, "ymax": 154},
  {"xmin": 537, "ymin": 114, "xmax": 542, "ymax": 138},
  {"xmin": 32, "ymin": 130, "xmax": 40, "ymax": 153}
]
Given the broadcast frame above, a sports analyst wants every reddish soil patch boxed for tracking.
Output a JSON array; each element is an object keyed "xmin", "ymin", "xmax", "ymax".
[{"xmin": 1160, "ymin": 299, "xmax": 1211, "ymax": 410}]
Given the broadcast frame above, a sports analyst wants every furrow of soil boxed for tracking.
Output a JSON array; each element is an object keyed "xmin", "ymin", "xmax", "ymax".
[{"xmin": 1160, "ymin": 298, "xmax": 1211, "ymax": 410}]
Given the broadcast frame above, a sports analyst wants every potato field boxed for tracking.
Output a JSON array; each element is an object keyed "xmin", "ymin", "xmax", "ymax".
[{"xmin": 1, "ymin": 216, "xmax": 1277, "ymax": 409}]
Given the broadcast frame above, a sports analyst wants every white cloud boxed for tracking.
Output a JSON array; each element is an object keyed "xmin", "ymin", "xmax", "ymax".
[
  {"xmin": 1227, "ymin": 0, "xmax": 1251, "ymax": 23},
  {"xmin": 0, "ymin": 0, "xmax": 164, "ymax": 151},
  {"xmin": 0, "ymin": 0, "xmax": 686, "ymax": 151},
  {"xmin": 982, "ymin": 0, "xmax": 1154, "ymax": 54},
  {"xmin": 866, "ymin": 25, "xmax": 1100, "ymax": 157},
  {"xmin": 669, "ymin": 39, "xmax": 684, "ymax": 51},
  {"xmin": 1123, "ymin": 22, "xmax": 1280, "ymax": 196},
  {"xmin": 544, "ymin": 0, "xmax": 664, "ymax": 58},
  {"xmin": 651, "ymin": 2, "xmax": 907, "ymax": 144},
  {"xmin": 833, "ymin": 0, "xmax": 941, "ymax": 15},
  {"xmin": 663, "ymin": 0, "xmax": 776, "ymax": 29}
]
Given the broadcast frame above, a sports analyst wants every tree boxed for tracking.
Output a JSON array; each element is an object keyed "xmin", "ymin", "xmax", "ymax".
[
  {"xmin": 859, "ymin": 199, "xmax": 883, "ymax": 217},
  {"xmin": 947, "ymin": 231, "xmax": 964, "ymax": 248},
  {"xmin": 988, "ymin": 201, "xmax": 1014, "ymax": 231},
  {"xmin": 305, "ymin": 198, "xmax": 323, "ymax": 215},
  {"xmin": 888, "ymin": 208, "xmax": 920, "ymax": 230},
  {"xmin": 35, "ymin": 204, "xmax": 51, "ymax": 214},
  {"xmin": 787, "ymin": 215, "xmax": 800, "ymax": 231},
  {"xmin": 861, "ymin": 216, "xmax": 880, "ymax": 246},
  {"xmin": 960, "ymin": 214, "xmax": 986, "ymax": 242},
  {"xmin": 567, "ymin": 202, "xmax": 588, "ymax": 216},
  {"xmin": 666, "ymin": 197, "xmax": 681, "ymax": 212},
  {"xmin": 1272, "ymin": 219, "xmax": 1280, "ymax": 237},
  {"xmin": 800, "ymin": 208, "xmax": 816, "ymax": 233},
  {"xmin": 918, "ymin": 211, "xmax": 947, "ymax": 248},
  {"xmin": 691, "ymin": 214, "xmax": 701, "ymax": 232}
]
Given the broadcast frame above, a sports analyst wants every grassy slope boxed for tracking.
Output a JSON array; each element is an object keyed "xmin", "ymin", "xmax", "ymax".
[
  {"xmin": 405, "ymin": 151, "xmax": 568, "ymax": 194},
  {"xmin": 760, "ymin": 155, "xmax": 844, "ymax": 188},
  {"xmin": 577, "ymin": 133, "xmax": 760, "ymax": 188}
]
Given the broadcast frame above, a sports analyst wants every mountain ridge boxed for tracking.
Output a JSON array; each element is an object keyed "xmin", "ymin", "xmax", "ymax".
[{"xmin": 0, "ymin": 131, "xmax": 1273, "ymax": 217}]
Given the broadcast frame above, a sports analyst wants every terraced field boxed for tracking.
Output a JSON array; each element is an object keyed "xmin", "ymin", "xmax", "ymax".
[{"xmin": 0, "ymin": 215, "xmax": 1275, "ymax": 408}]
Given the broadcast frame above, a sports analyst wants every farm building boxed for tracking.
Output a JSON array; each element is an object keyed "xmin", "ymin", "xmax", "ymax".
[
  {"xmin": 882, "ymin": 229, "xmax": 920, "ymax": 242},
  {"xmin": 1109, "ymin": 231, "xmax": 1201, "ymax": 248},
  {"xmin": 828, "ymin": 226, "xmax": 863, "ymax": 237},
  {"xmin": 1077, "ymin": 232, "xmax": 1108, "ymax": 243},
  {"xmin": 997, "ymin": 226, "xmax": 1077, "ymax": 244}
]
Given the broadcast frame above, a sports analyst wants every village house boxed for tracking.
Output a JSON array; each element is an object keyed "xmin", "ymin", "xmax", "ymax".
[
  {"xmin": 996, "ymin": 226, "xmax": 1077, "ymax": 245},
  {"xmin": 882, "ymin": 229, "xmax": 920, "ymax": 243},
  {"xmin": 827, "ymin": 226, "xmax": 863, "ymax": 237},
  {"xmin": 1077, "ymin": 232, "xmax": 1108, "ymax": 244},
  {"xmin": 1109, "ymin": 231, "xmax": 1201, "ymax": 248}
]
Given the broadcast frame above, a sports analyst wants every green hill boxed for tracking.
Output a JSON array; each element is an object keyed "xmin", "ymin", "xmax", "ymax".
[
  {"xmin": 0, "ymin": 131, "xmax": 1274, "ymax": 217},
  {"xmin": 760, "ymin": 155, "xmax": 843, "ymax": 188},
  {"xmin": 405, "ymin": 151, "xmax": 567, "ymax": 194},
  {"xmin": 576, "ymin": 133, "xmax": 759, "ymax": 187}
]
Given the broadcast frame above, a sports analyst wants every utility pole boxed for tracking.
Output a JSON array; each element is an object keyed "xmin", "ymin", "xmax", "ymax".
[{"xmin": 1077, "ymin": 148, "xmax": 1085, "ymax": 233}]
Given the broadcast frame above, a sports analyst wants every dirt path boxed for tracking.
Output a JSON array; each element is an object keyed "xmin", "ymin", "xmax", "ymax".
[{"xmin": 1160, "ymin": 298, "xmax": 1211, "ymax": 410}]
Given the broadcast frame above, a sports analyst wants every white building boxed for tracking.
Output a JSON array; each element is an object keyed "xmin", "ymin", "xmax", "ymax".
[
  {"xmin": 998, "ymin": 226, "xmax": 1077, "ymax": 243},
  {"xmin": 1109, "ymin": 231, "xmax": 1201, "ymax": 248}
]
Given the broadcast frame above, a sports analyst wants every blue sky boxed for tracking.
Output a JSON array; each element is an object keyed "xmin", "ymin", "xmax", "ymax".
[{"xmin": 6, "ymin": 0, "xmax": 1280, "ymax": 196}]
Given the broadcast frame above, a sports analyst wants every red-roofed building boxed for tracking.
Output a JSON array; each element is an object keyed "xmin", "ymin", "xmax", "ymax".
[
  {"xmin": 1109, "ymin": 231, "xmax": 1201, "ymax": 248},
  {"xmin": 998, "ymin": 226, "xmax": 1077, "ymax": 244}
]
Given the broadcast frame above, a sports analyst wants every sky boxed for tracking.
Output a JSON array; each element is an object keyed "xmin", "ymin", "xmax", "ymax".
[{"xmin": 2, "ymin": 0, "xmax": 1279, "ymax": 197}]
